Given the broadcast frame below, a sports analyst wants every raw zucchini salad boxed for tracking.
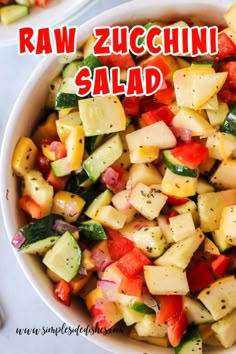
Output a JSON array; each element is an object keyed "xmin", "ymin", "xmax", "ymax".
[
  {"xmin": 0, "ymin": 0, "xmax": 48, "ymax": 25},
  {"xmin": 11, "ymin": 2, "xmax": 236, "ymax": 353}
]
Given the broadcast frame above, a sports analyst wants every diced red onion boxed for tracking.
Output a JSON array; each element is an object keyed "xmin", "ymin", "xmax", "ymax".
[
  {"xmin": 52, "ymin": 219, "xmax": 78, "ymax": 235},
  {"xmin": 50, "ymin": 141, "xmax": 60, "ymax": 152},
  {"xmin": 100, "ymin": 167, "xmax": 127, "ymax": 193},
  {"xmin": 79, "ymin": 264, "xmax": 88, "ymax": 276},
  {"xmin": 97, "ymin": 280, "xmax": 119, "ymax": 301},
  {"xmin": 91, "ymin": 249, "xmax": 112, "ymax": 271},
  {"xmin": 11, "ymin": 231, "xmax": 26, "ymax": 249},
  {"xmin": 64, "ymin": 202, "xmax": 78, "ymax": 218},
  {"xmin": 101, "ymin": 260, "xmax": 113, "ymax": 272},
  {"xmin": 100, "ymin": 167, "xmax": 119, "ymax": 185},
  {"xmin": 170, "ymin": 126, "xmax": 192, "ymax": 143},
  {"xmin": 134, "ymin": 223, "xmax": 149, "ymax": 230}
]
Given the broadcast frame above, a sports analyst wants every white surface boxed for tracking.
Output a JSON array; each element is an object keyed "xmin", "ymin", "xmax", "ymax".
[{"xmin": 0, "ymin": 1, "xmax": 128, "ymax": 354}]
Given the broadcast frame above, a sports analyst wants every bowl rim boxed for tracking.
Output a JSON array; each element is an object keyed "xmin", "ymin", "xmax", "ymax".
[{"xmin": 1, "ymin": 0, "xmax": 235, "ymax": 353}]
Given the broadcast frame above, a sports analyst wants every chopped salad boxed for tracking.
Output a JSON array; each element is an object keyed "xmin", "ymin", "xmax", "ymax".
[
  {"xmin": 10, "ymin": 2, "xmax": 236, "ymax": 353},
  {"xmin": 0, "ymin": 0, "xmax": 48, "ymax": 25}
]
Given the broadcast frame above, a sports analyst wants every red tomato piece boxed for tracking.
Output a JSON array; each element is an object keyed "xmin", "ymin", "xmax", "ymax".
[
  {"xmin": 98, "ymin": 53, "xmax": 135, "ymax": 70},
  {"xmin": 122, "ymin": 96, "xmax": 140, "ymax": 116},
  {"xmin": 218, "ymin": 87, "xmax": 236, "ymax": 106},
  {"xmin": 90, "ymin": 305, "xmax": 112, "ymax": 329},
  {"xmin": 215, "ymin": 32, "xmax": 236, "ymax": 60},
  {"xmin": 211, "ymin": 254, "xmax": 232, "ymax": 277},
  {"xmin": 141, "ymin": 105, "xmax": 174, "ymax": 126},
  {"xmin": 117, "ymin": 247, "xmax": 152, "ymax": 278},
  {"xmin": 187, "ymin": 261, "xmax": 215, "ymax": 292},
  {"xmin": 140, "ymin": 94, "xmax": 160, "ymax": 113},
  {"xmin": 47, "ymin": 169, "xmax": 69, "ymax": 191},
  {"xmin": 36, "ymin": 0, "xmax": 48, "ymax": 7},
  {"xmin": 36, "ymin": 154, "xmax": 51, "ymax": 174},
  {"xmin": 52, "ymin": 142, "xmax": 67, "ymax": 160},
  {"xmin": 165, "ymin": 195, "xmax": 189, "ymax": 205},
  {"xmin": 154, "ymin": 81, "xmax": 175, "ymax": 105},
  {"xmin": 171, "ymin": 142, "xmax": 209, "ymax": 169},
  {"xmin": 220, "ymin": 61, "xmax": 236, "ymax": 82},
  {"xmin": 167, "ymin": 310, "xmax": 188, "ymax": 347},
  {"xmin": 18, "ymin": 195, "xmax": 42, "ymax": 219},
  {"xmin": 53, "ymin": 279, "xmax": 71, "ymax": 306},
  {"xmin": 119, "ymin": 275, "xmax": 144, "ymax": 297},
  {"xmin": 140, "ymin": 54, "xmax": 170, "ymax": 78},
  {"xmin": 156, "ymin": 295, "xmax": 183, "ymax": 324},
  {"xmin": 107, "ymin": 232, "xmax": 134, "ymax": 261}
]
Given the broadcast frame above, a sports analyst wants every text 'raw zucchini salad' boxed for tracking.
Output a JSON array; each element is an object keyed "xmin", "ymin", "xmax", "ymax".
[{"xmin": 10, "ymin": 2, "xmax": 236, "ymax": 353}]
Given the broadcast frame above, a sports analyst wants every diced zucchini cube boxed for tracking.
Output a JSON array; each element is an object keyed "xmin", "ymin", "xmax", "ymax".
[
  {"xmin": 95, "ymin": 205, "xmax": 127, "ymax": 230},
  {"xmin": 169, "ymin": 212, "xmax": 195, "ymax": 241},
  {"xmin": 144, "ymin": 265, "xmax": 189, "ymax": 295},
  {"xmin": 79, "ymin": 95, "xmax": 126, "ymax": 136},
  {"xmin": 155, "ymin": 228, "xmax": 204, "ymax": 269},
  {"xmin": 129, "ymin": 183, "xmax": 168, "ymax": 220},
  {"xmin": 212, "ymin": 309, "xmax": 236, "ymax": 348},
  {"xmin": 129, "ymin": 145, "xmax": 159, "ymax": 164},
  {"xmin": 134, "ymin": 315, "xmax": 168, "ymax": 337},
  {"xmin": 161, "ymin": 168, "xmax": 197, "ymax": 197},
  {"xmin": 23, "ymin": 170, "xmax": 54, "ymax": 217},
  {"xmin": 52, "ymin": 191, "xmax": 85, "ymax": 223},
  {"xmin": 12, "ymin": 136, "xmax": 38, "ymax": 177},
  {"xmin": 220, "ymin": 205, "xmax": 236, "ymax": 245},
  {"xmin": 133, "ymin": 226, "xmax": 167, "ymax": 258},
  {"xmin": 126, "ymin": 163, "xmax": 162, "ymax": 189},
  {"xmin": 197, "ymin": 189, "xmax": 236, "ymax": 232}
]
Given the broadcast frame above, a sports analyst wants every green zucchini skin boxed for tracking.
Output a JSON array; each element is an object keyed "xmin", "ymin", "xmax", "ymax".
[
  {"xmin": 163, "ymin": 150, "xmax": 197, "ymax": 177},
  {"xmin": 18, "ymin": 214, "xmax": 64, "ymax": 248},
  {"xmin": 55, "ymin": 54, "xmax": 102, "ymax": 109},
  {"xmin": 55, "ymin": 92, "xmax": 80, "ymax": 110},
  {"xmin": 174, "ymin": 327, "xmax": 202, "ymax": 354},
  {"xmin": 222, "ymin": 101, "xmax": 236, "ymax": 136},
  {"xmin": 78, "ymin": 221, "xmax": 107, "ymax": 240},
  {"xmin": 130, "ymin": 301, "xmax": 156, "ymax": 315}
]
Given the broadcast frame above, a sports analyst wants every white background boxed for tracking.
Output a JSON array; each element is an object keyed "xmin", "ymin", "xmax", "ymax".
[{"xmin": 0, "ymin": 1, "xmax": 129, "ymax": 353}]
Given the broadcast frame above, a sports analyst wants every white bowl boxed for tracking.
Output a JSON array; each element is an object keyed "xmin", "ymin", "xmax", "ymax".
[
  {"xmin": 1, "ymin": 0, "xmax": 235, "ymax": 353},
  {"xmin": 0, "ymin": 0, "xmax": 94, "ymax": 47}
]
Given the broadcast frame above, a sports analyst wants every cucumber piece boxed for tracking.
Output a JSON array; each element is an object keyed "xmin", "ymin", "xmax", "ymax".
[
  {"xmin": 130, "ymin": 301, "xmax": 155, "ymax": 315},
  {"xmin": 63, "ymin": 60, "xmax": 81, "ymax": 78},
  {"xmin": 78, "ymin": 220, "xmax": 107, "ymax": 240},
  {"xmin": 175, "ymin": 327, "xmax": 202, "ymax": 354},
  {"xmin": 43, "ymin": 231, "xmax": 81, "ymax": 282},
  {"xmin": 20, "ymin": 236, "xmax": 61, "ymax": 255},
  {"xmin": 83, "ymin": 134, "xmax": 123, "ymax": 182},
  {"xmin": 163, "ymin": 150, "xmax": 197, "ymax": 177},
  {"xmin": 18, "ymin": 214, "xmax": 64, "ymax": 249},
  {"xmin": 222, "ymin": 101, "xmax": 236, "ymax": 136},
  {"xmin": 1, "ymin": 4, "xmax": 29, "ymax": 25}
]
